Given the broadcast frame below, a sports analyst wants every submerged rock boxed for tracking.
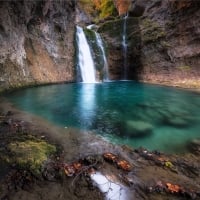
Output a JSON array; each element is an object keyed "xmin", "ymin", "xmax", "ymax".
[
  {"xmin": 164, "ymin": 116, "xmax": 190, "ymax": 128},
  {"xmin": 188, "ymin": 139, "xmax": 200, "ymax": 155},
  {"xmin": 124, "ymin": 120, "xmax": 153, "ymax": 138}
]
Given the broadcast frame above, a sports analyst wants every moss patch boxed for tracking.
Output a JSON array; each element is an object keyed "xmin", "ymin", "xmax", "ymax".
[
  {"xmin": 176, "ymin": 65, "xmax": 191, "ymax": 71},
  {"xmin": 140, "ymin": 18, "xmax": 166, "ymax": 44},
  {"xmin": 98, "ymin": 17, "xmax": 140, "ymax": 49},
  {"xmin": 4, "ymin": 139, "xmax": 56, "ymax": 175}
]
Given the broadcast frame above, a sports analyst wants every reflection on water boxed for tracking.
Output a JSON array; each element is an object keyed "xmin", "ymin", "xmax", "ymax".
[
  {"xmin": 91, "ymin": 172, "xmax": 128, "ymax": 200},
  {"xmin": 79, "ymin": 84, "xmax": 96, "ymax": 128},
  {"xmin": 4, "ymin": 81, "xmax": 200, "ymax": 153}
]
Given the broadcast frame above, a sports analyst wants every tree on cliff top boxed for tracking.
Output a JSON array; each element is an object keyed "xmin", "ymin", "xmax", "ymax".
[
  {"xmin": 93, "ymin": 0, "xmax": 117, "ymax": 19},
  {"xmin": 113, "ymin": 0, "xmax": 131, "ymax": 16},
  {"xmin": 79, "ymin": 0, "xmax": 117, "ymax": 20},
  {"xmin": 79, "ymin": 0, "xmax": 131, "ymax": 21}
]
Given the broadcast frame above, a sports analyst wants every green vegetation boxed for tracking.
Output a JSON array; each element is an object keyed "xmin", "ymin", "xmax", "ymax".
[
  {"xmin": 98, "ymin": 17, "xmax": 141, "ymax": 49},
  {"xmin": 165, "ymin": 161, "xmax": 173, "ymax": 168},
  {"xmin": 79, "ymin": 0, "xmax": 96, "ymax": 16},
  {"xmin": 83, "ymin": 28, "xmax": 104, "ymax": 72},
  {"xmin": 84, "ymin": 28, "xmax": 97, "ymax": 41},
  {"xmin": 165, "ymin": 20, "xmax": 176, "ymax": 29},
  {"xmin": 176, "ymin": 65, "xmax": 191, "ymax": 71},
  {"xmin": 2, "ymin": 138, "xmax": 56, "ymax": 175},
  {"xmin": 98, "ymin": 17, "xmax": 139, "ymax": 38},
  {"xmin": 140, "ymin": 18, "xmax": 166, "ymax": 44},
  {"xmin": 98, "ymin": 18, "xmax": 124, "ymax": 39},
  {"xmin": 161, "ymin": 41, "xmax": 171, "ymax": 48},
  {"xmin": 97, "ymin": 0, "xmax": 117, "ymax": 19},
  {"xmin": 79, "ymin": 0, "xmax": 117, "ymax": 21}
]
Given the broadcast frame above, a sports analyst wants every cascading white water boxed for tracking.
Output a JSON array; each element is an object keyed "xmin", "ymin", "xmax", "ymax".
[
  {"xmin": 76, "ymin": 26, "xmax": 96, "ymax": 83},
  {"xmin": 94, "ymin": 32, "xmax": 109, "ymax": 81},
  {"xmin": 122, "ymin": 14, "xmax": 128, "ymax": 80},
  {"xmin": 87, "ymin": 25, "xmax": 109, "ymax": 81}
]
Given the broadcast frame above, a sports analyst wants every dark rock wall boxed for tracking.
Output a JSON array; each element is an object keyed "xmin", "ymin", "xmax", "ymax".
[
  {"xmin": 99, "ymin": 0, "xmax": 200, "ymax": 88},
  {"xmin": 98, "ymin": 17, "xmax": 141, "ymax": 80},
  {"xmin": 138, "ymin": 0, "xmax": 200, "ymax": 88},
  {"xmin": 0, "ymin": 0, "xmax": 75, "ymax": 92}
]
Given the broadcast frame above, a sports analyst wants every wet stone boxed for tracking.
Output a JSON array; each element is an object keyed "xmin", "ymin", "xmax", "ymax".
[
  {"xmin": 123, "ymin": 120, "xmax": 154, "ymax": 138},
  {"xmin": 188, "ymin": 139, "xmax": 200, "ymax": 155},
  {"xmin": 163, "ymin": 116, "xmax": 190, "ymax": 128},
  {"xmin": 6, "ymin": 111, "xmax": 14, "ymax": 116}
]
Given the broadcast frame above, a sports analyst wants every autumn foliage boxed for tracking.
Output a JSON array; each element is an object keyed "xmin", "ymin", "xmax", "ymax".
[
  {"xmin": 93, "ymin": 0, "xmax": 117, "ymax": 19},
  {"xmin": 113, "ymin": 0, "xmax": 131, "ymax": 15},
  {"xmin": 79, "ymin": 0, "xmax": 128, "ymax": 20}
]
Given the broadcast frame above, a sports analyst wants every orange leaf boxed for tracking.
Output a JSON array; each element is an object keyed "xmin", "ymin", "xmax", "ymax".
[
  {"xmin": 64, "ymin": 164, "xmax": 75, "ymax": 177},
  {"xmin": 166, "ymin": 183, "xmax": 180, "ymax": 193},
  {"xmin": 117, "ymin": 160, "xmax": 132, "ymax": 171},
  {"xmin": 73, "ymin": 162, "xmax": 82, "ymax": 172},
  {"xmin": 103, "ymin": 152, "xmax": 118, "ymax": 162}
]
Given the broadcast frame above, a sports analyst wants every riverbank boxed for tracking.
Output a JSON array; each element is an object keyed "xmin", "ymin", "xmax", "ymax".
[
  {"xmin": 0, "ymin": 97, "xmax": 200, "ymax": 200},
  {"xmin": 140, "ymin": 80, "xmax": 200, "ymax": 93}
]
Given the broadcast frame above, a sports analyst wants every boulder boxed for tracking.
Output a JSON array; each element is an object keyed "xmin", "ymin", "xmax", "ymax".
[
  {"xmin": 188, "ymin": 139, "xmax": 200, "ymax": 155},
  {"xmin": 164, "ymin": 117, "xmax": 189, "ymax": 128},
  {"xmin": 124, "ymin": 120, "xmax": 153, "ymax": 138}
]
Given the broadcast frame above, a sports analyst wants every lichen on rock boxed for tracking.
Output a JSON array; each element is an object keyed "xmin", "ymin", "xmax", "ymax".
[
  {"xmin": 140, "ymin": 18, "xmax": 166, "ymax": 44},
  {"xmin": 3, "ymin": 139, "xmax": 56, "ymax": 175}
]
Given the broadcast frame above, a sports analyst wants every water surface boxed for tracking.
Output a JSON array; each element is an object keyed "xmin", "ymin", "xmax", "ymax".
[{"xmin": 5, "ymin": 81, "xmax": 200, "ymax": 153}]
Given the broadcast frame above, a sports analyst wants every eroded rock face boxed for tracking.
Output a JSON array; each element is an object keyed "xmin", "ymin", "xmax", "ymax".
[
  {"xmin": 1, "ymin": 0, "xmax": 200, "ymax": 90},
  {"xmin": 0, "ymin": 0, "xmax": 76, "ymax": 91},
  {"xmin": 138, "ymin": 0, "xmax": 200, "ymax": 88},
  {"xmin": 188, "ymin": 139, "xmax": 200, "ymax": 155},
  {"xmin": 99, "ymin": 0, "xmax": 200, "ymax": 88},
  {"xmin": 98, "ymin": 17, "xmax": 140, "ymax": 80}
]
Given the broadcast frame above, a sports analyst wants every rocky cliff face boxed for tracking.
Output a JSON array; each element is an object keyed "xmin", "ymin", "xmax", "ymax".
[
  {"xmin": 0, "ymin": 0, "xmax": 75, "ymax": 92},
  {"xmin": 98, "ymin": 17, "xmax": 140, "ymax": 80},
  {"xmin": 99, "ymin": 0, "xmax": 200, "ymax": 88},
  {"xmin": 1, "ymin": 0, "xmax": 200, "ymax": 91},
  {"xmin": 138, "ymin": 0, "xmax": 200, "ymax": 88}
]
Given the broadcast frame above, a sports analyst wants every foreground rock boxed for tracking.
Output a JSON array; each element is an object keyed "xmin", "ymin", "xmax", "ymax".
[{"xmin": 188, "ymin": 139, "xmax": 200, "ymax": 155}]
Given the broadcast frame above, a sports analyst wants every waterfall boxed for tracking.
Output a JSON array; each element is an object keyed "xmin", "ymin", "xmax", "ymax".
[
  {"xmin": 122, "ymin": 13, "xmax": 128, "ymax": 80},
  {"xmin": 87, "ymin": 25, "xmax": 109, "ymax": 81},
  {"xmin": 76, "ymin": 26, "xmax": 96, "ymax": 83},
  {"xmin": 94, "ymin": 32, "xmax": 109, "ymax": 81}
]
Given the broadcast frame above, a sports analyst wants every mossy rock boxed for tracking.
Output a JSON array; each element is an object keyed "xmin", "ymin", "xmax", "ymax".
[
  {"xmin": 124, "ymin": 120, "xmax": 154, "ymax": 138},
  {"xmin": 188, "ymin": 139, "xmax": 200, "ymax": 155},
  {"xmin": 176, "ymin": 65, "xmax": 191, "ymax": 71},
  {"xmin": 98, "ymin": 17, "xmax": 139, "ymax": 40},
  {"xmin": 140, "ymin": 18, "xmax": 166, "ymax": 44},
  {"xmin": 84, "ymin": 28, "xmax": 97, "ymax": 42},
  {"xmin": 5, "ymin": 140, "xmax": 56, "ymax": 175},
  {"xmin": 84, "ymin": 28, "xmax": 104, "ymax": 71}
]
